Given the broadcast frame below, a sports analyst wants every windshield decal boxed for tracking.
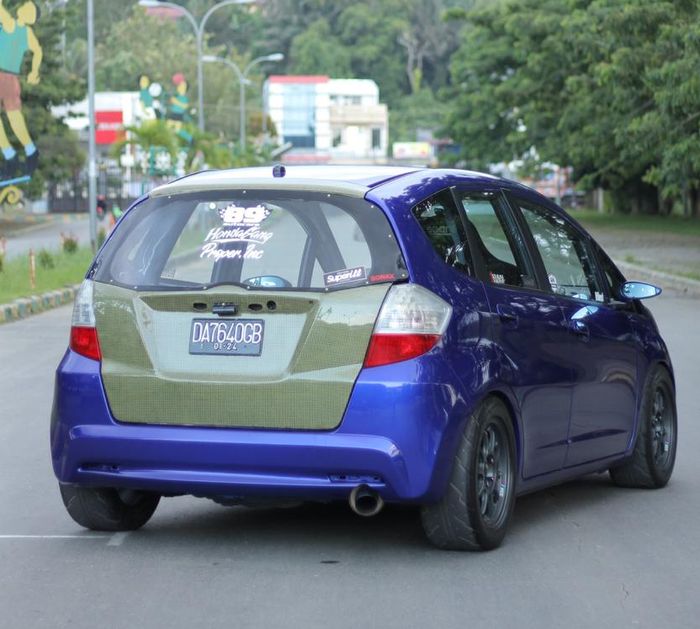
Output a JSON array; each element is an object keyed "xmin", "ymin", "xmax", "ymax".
[
  {"xmin": 324, "ymin": 266, "xmax": 367, "ymax": 287},
  {"xmin": 219, "ymin": 203, "xmax": 270, "ymax": 226},
  {"xmin": 200, "ymin": 203, "xmax": 274, "ymax": 261}
]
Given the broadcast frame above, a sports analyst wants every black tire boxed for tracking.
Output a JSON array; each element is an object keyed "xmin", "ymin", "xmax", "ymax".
[
  {"xmin": 610, "ymin": 366, "xmax": 677, "ymax": 489},
  {"xmin": 60, "ymin": 484, "xmax": 160, "ymax": 531},
  {"xmin": 421, "ymin": 397, "xmax": 517, "ymax": 551}
]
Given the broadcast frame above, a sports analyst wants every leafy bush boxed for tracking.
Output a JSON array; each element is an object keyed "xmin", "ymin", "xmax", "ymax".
[
  {"xmin": 61, "ymin": 233, "xmax": 79, "ymax": 254},
  {"xmin": 37, "ymin": 248, "xmax": 55, "ymax": 269},
  {"xmin": 97, "ymin": 227, "xmax": 106, "ymax": 248}
]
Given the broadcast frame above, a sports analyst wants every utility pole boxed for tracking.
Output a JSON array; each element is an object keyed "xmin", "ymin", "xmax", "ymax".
[{"xmin": 87, "ymin": 0, "xmax": 97, "ymax": 253}]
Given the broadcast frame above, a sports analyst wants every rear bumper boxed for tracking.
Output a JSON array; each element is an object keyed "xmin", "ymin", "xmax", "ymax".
[{"xmin": 51, "ymin": 349, "xmax": 475, "ymax": 503}]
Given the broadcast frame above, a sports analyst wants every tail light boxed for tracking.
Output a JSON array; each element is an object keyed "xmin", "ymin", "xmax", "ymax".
[
  {"xmin": 69, "ymin": 280, "xmax": 101, "ymax": 361},
  {"xmin": 364, "ymin": 284, "xmax": 452, "ymax": 368}
]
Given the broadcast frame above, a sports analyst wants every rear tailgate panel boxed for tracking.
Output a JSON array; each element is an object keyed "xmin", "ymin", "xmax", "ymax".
[{"xmin": 95, "ymin": 282, "xmax": 390, "ymax": 429}]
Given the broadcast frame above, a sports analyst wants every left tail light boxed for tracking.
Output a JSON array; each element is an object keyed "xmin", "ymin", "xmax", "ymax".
[{"xmin": 69, "ymin": 280, "xmax": 101, "ymax": 361}]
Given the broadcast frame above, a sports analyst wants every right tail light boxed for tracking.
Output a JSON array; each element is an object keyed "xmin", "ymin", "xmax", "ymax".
[{"xmin": 363, "ymin": 284, "xmax": 452, "ymax": 368}]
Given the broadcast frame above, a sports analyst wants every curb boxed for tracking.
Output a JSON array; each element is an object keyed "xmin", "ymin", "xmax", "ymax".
[
  {"xmin": 614, "ymin": 260, "xmax": 700, "ymax": 299},
  {"xmin": 0, "ymin": 284, "xmax": 80, "ymax": 324},
  {"xmin": 0, "ymin": 213, "xmax": 85, "ymax": 237}
]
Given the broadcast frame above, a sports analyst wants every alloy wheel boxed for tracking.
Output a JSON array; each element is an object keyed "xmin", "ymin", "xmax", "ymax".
[{"xmin": 476, "ymin": 421, "xmax": 513, "ymax": 528}]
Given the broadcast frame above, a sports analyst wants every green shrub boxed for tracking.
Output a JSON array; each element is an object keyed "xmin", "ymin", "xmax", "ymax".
[
  {"xmin": 0, "ymin": 252, "xmax": 4, "ymax": 273},
  {"xmin": 37, "ymin": 248, "xmax": 55, "ymax": 269},
  {"xmin": 61, "ymin": 233, "xmax": 79, "ymax": 254},
  {"xmin": 97, "ymin": 227, "xmax": 107, "ymax": 248}
]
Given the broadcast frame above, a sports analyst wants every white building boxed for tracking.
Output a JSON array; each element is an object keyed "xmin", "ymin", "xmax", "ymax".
[{"xmin": 264, "ymin": 76, "xmax": 388, "ymax": 164}]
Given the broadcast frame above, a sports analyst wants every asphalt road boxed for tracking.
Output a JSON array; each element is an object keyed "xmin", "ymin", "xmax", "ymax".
[
  {"xmin": 0, "ymin": 295, "xmax": 698, "ymax": 629},
  {"xmin": 3, "ymin": 215, "xmax": 91, "ymax": 259}
]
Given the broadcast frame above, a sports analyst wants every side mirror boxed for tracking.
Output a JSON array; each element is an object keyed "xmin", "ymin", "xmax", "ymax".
[{"xmin": 619, "ymin": 281, "xmax": 662, "ymax": 301}]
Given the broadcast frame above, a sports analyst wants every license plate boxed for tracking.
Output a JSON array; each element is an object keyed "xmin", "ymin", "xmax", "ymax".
[{"xmin": 189, "ymin": 319, "xmax": 264, "ymax": 356}]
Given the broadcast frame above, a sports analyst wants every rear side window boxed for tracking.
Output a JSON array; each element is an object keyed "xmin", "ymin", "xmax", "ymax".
[
  {"xmin": 93, "ymin": 191, "xmax": 407, "ymax": 291},
  {"xmin": 412, "ymin": 190, "xmax": 474, "ymax": 275},
  {"xmin": 457, "ymin": 192, "xmax": 532, "ymax": 288}
]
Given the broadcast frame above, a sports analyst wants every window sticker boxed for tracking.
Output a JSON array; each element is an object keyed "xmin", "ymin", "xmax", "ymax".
[
  {"xmin": 369, "ymin": 273, "xmax": 396, "ymax": 283},
  {"xmin": 489, "ymin": 272, "xmax": 505, "ymax": 284},
  {"xmin": 200, "ymin": 203, "xmax": 274, "ymax": 261},
  {"xmin": 548, "ymin": 273, "xmax": 558, "ymax": 291},
  {"xmin": 323, "ymin": 266, "xmax": 367, "ymax": 287},
  {"xmin": 219, "ymin": 203, "xmax": 270, "ymax": 226}
]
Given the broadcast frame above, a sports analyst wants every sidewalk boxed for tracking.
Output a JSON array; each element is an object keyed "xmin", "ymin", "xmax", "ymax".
[{"xmin": 581, "ymin": 222, "xmax": 700, "ymax": 298}]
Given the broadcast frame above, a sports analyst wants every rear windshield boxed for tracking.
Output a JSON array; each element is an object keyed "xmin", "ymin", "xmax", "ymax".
[{"xmin": 92, "ymin": 190, "xmax": 407, "ymax": 292}]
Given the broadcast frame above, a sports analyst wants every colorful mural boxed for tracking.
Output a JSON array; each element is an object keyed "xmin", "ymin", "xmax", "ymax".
[
  {"xmin": 166, "ymin": 72, "xmax": 192, "ymax": 144},
  {"xmin": 0, "ymin": 0, "xmax": 42, "ymax": 192},
  {"xmin": 135, "ymin": 71, "xmax": 194, "ymax": 176}
]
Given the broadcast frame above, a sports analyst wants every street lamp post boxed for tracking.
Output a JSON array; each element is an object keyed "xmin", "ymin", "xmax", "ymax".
[
  {"xmin": 203, "ymin": 53, "xmax": 283, "ymax": 149},
  {"xmin": 86, "ymin": 0, "xmax": 97, "ymax": 253},
  {"xmin": 138, "ymin": 0, "xmax": 254, "ymax": 131}
]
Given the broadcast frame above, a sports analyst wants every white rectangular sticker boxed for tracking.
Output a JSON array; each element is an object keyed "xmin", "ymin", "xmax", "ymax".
[{"xmin": 323, "ymin": 266, "xmax": 367, "ymax": 287}]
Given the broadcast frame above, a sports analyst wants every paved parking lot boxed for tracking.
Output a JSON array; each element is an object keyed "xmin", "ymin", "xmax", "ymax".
[{"xmin": 1, "ymin": 296, "xmax": 698, "ymax": 629}]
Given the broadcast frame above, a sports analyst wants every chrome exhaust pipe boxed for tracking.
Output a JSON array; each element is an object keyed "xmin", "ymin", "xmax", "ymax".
[{"xmin": 349, "ymin": 484, "xmax": 384, "ymax": 517}]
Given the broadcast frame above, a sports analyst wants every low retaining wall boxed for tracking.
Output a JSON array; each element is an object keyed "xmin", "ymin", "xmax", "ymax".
[{"xmin": 0, "ymin": 284, "xmax": 80, "ymax": 324}]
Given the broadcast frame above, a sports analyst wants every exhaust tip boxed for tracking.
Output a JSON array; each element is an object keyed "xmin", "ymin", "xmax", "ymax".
[{"xmin": 349, "ymin": 484, "xmax": 384, "ymax": 517}]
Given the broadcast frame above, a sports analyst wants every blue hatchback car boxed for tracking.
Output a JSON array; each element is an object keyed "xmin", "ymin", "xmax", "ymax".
[{"xmin": 51, "ymin": 166, "xmax": 677, "ymax": 550}]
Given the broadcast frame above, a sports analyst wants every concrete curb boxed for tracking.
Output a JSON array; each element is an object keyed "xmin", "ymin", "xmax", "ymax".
[
  {"xmin": 0, "ymin": 213, "xmax": 85, "ymax": 237},
  {"xmin": 0, "ymin": 284, "xmax": 80, "ymax": 324},
  {"xmin": 614, "ymin": 260, "xmax": 700, "ymax": 299}
]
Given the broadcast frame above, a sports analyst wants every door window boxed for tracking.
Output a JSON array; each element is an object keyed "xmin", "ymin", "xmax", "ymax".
[
  {"xmin": 516, "ymin": 199, "xmax": 604, "ymax": 302},
  {"xmin": 457, "ymin": 192, "xmax": 532, "ymax": 288}
]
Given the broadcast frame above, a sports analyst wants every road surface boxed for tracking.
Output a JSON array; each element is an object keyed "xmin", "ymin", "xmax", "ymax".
[
  {"xmin": 0, "ymin": 295, "xmax": 698, "ymax": 628},
  {"xmin": 3, "ymin": 215, "xmax": 91, "ymax": 259}
]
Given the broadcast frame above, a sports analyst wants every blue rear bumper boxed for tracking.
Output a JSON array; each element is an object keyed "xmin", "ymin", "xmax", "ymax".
[{"xmin": 51, "ymin": 349, "xmax": 475, "ymax": 504}]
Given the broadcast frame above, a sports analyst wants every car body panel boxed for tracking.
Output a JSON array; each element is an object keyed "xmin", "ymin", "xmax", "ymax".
[
  {"xmin": 52, "ymin": 348, "xmax": 476, "ymax": 502},
  {"xmin": 95, "ymin": 281, "xmax": 390, "ymax": 430},
  {"xmin": 559, "ymin": 298, "xmax": 639, "ymax": 467}
]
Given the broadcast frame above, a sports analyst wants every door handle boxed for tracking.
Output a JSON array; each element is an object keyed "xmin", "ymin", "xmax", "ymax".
[
  {"xmin": 569, "ymin": 319, "xmax": 589, "ymax": 338},
  {"xmin": 496, "ymin": 304, "xmax": 518, "ymax": 327}
]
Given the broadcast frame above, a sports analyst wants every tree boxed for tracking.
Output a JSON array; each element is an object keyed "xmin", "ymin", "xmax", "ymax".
[
  {"xmin": 289, "ymin": 19, "xmax": 352, "ymax": 77},
  {"xmin": 445, "ymin": 0, "xmax": 700, "ymax": 214}
]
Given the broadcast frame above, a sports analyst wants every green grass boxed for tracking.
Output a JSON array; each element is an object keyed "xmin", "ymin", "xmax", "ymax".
[
  {"xmin": 0, "ymin": 247, "xmax": 94, "ymax": 303},
  {"xmin": 661, "ymin": 268, "xmax": 700, "ymax": 282},
  {"xmin": 571, "ymin": 210, "xmax": 700, "ymax": 238}
]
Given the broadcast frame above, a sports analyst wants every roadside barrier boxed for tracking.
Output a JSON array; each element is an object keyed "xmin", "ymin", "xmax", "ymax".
[{"xmin": 0, "ymin": 284, "xmax": 80, "ymax": 324}]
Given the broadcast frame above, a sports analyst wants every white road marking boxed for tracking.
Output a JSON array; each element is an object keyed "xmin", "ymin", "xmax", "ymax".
[
  {"xmin": 0, "ymin": 535, "xmax": 108, "ymax": 540},
  {"xmin": 107, "ymin": 532, "xmax": 129, "ymax": 546}
]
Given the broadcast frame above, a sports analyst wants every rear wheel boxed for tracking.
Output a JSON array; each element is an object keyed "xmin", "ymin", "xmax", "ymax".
[
  {"xmin": 610, "ymin": 366, "xmax": 677, "ymax": 488},
  {"xmin": 60, "ymin": 484, "xmax": 160, "ymax": 531},
  {"xmin": 421, "ymin": 397, "xmax": 516, "ymax": 551}
]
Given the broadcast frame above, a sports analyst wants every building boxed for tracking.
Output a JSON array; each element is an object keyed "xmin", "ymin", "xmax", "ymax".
[{"xmin": 264, "ymin": 75, "xmax": 388, "ymax": 164}]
